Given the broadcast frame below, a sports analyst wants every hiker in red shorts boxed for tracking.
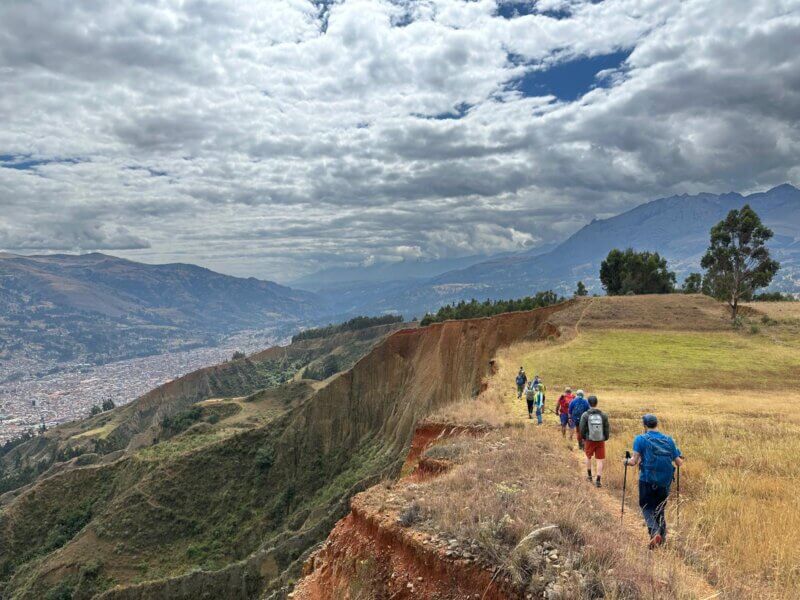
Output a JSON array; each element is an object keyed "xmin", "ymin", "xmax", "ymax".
[{"xmin": 579, "ymin": 395, "xmax": 609, "ymax": 488}]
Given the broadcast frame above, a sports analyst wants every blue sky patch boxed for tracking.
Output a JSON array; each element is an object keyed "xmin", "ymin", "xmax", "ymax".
[
  {"xmin": 416, "ymin": 102, "xmax": 473, "ymax": 120},
  {"xmin": 509, "ymin": 49, "xmax": 631, "ymax": 101},
  {"xmin": 0, "ymin": 154, "xmax": 81, "ymax": 170},
  {"xmin": 495, "ymin": 1, "xmax": 572, "ymax": 20}
]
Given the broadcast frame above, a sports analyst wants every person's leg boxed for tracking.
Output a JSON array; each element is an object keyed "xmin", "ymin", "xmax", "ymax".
[
  {"xmin": 595, "ymin": 442, "xmax": 605, "ymax": 487},
  {"xmin": 536, "ymin": 407, "xmax": 542, "ymax": 424},
  {"xmin": 576, "ymin": 427, "xmax": 584, "ymax": 450},
  {"xmin": 639, "ymin": 481, "xmax": 660, "ymax": 541},
  {"xmin": 526, "ymin": 399, "xmax": 533, "ymax": 418},
  {"xmin": 560, "ymin": 414, "xmax": 568, "ymax": 436},
  {"xmin": 653, "ymin": 487, "xmax": 669, "ymax": 542},
  {"xmin": 584, "ymin": 444, "xmax": 593, "ymax": 480}
]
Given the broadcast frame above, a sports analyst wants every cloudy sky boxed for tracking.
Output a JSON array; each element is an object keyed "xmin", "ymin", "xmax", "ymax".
[{"xmin": 1, "ymin": 0, "xmax": 799, "ymax": 281}]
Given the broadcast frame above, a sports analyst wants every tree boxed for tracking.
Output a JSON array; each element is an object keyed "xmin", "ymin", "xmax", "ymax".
[
  {"xmin": 682, "ymin": 273, "xmax": 702, "ymax": 294},
  {"xmin": 599, "ymin": 248, "xmax": 676, "ymax": 295},
  {"xmin": 231, "ymin": 350, "xmax": 246, "ymax": 360},
  {"xmin": 574, "ymin": 281, "xmax": 588, "ymax": 297},
  {"xmin": 700, "ymin": 204, "xmax": 779, "ymax": 319},
  {"xmin": 101, "ymin": 398, "xmax": 116, "ymax": 412},
  {"xmin": 90, "ymin": 405, "xmax": 102, "ymax": 416}
]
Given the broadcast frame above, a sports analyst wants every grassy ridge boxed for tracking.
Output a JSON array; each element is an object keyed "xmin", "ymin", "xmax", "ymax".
[
  {"xmin": 511, "ymin": 308, "xmax": 800, "ymax": 598},
  {"xmin": 521, "ymin": 329, "xmax": 800, "ymax": 390}
]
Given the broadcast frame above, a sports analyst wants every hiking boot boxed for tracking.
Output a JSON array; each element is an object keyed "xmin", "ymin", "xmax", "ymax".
[
  {"xmin": 648, "ymin": 534, "xmax": 663, "ymax": 550},
  {"xmin": 587, "ymin": 473, "xmax": 593, "ymax": 483},
  {"xmin": 595, "ymin": 478, "xmax": 602, "ymax": 488}
]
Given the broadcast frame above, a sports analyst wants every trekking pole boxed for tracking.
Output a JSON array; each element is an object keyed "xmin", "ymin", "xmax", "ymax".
[
  {"xmin": 676, "ymin": 465, "xmax": 681, "ymax": 530},
  {"xmin": 621, "ymin": 451, "xmax": 631, "ymax": 522}
]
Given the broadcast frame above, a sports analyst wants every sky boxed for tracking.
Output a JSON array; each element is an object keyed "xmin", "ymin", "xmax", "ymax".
[{"xmin": 1, "ymin": 0, "xmax": 799, "ymax": 282}]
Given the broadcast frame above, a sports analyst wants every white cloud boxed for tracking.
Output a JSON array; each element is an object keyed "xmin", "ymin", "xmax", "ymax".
[{"xmin": 0, "ymin": 0, "xmax": 798, "ymax": 280}]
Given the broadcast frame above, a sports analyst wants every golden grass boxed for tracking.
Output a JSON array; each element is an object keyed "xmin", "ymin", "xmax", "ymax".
[
  {"xmin": 400, "ymin": 354, "xmax": 713, "ymax": 599},
  {"xmin": 508, "ymin": 322, "xmax": 800, "ymax": 599}
]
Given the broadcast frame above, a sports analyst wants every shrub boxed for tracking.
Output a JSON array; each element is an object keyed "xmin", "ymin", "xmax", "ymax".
[
  {"xmin": 398, "ymin": 501, "xmax": 421, "ymax": 527},
  {"xmin": 45, "ymin": 583, "xmax": 74, "ymax": 600},
  {"xmin": 255, "ymin": 445, "xmax": 275, "ymax": 472},
  {"xmin": 161, "ymin": 406, "xmax": 203, "ymax": 435}
]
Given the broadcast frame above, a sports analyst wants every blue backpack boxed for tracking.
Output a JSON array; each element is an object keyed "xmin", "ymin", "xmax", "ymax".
[
  {"xmin": 641, "ymin": 433, "xmax": 676, "ymax": 488},
  {"xmin": 570, "ymin": 397, "xmax": 589, "ymax": 422}
]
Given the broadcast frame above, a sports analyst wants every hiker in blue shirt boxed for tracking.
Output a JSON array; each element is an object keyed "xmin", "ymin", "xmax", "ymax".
[
  {"xmin": 515, "ymin": 368, "xmax": 527, "ymax": 398},
  {"xmin": 568, "ymin": 390, "xmax": 590, "ymax": 450},
  {"xmin": 624, "ymin": 414, "xmax": 684, "ymax": 548}
]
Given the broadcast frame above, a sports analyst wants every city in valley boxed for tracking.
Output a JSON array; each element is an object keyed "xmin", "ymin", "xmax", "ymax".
[{"xmin": 0, "ymin": 330, "xmax": 280, "ymax": 443}]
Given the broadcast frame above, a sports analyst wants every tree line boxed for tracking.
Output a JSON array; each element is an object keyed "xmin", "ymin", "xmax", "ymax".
[
  {"xmin": 291, "ymin": 314, "xmax": 404, "ymax": 342},
  {"xmin": 419, "ymin": 291, "xmax": 563, "ymax": 325}
]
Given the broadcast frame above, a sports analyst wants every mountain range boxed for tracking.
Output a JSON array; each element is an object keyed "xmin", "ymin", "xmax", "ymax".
[
  {"xmin": 2, "ymin": 184, "xmax": 797, "ymax": 368},
  {"xmin": 299, "ymin": 183, "xmax": 800, "ymax": 316},
  {"xmin": 0, "ymin": 253, "xmax": 320, "ymax": 366}
]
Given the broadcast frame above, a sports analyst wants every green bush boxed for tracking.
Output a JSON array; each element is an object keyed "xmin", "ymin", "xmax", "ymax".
[
  {"xmin": 45, "ymin": 583, "xmax": 74, "ymax": 600},
  {"xmin": 255, "ymin": 446, "xmax": 275, "ymax": 472},
  {"xmin": 161, "ymin": 406, "xmax": 203, "ymax": 435}
]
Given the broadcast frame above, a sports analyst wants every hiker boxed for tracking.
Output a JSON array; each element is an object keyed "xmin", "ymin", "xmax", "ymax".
[
  {"xmin": 579, "ymin": 395, "xmax": 609, "ymax": 487},
  {"xmin": 532, "ymin": 374, "xmax": 540, "ymax": 389},
  {"xmin": 533, "ymin": 384, "xmax": 545, "ymax": 425},
  {"xmin": 623, "ymin": 414, "xmax": 684, "ymax": 548},
  {"xmin": 536, "ymin": 377, "xmax": 546, "ymax": 407},
  {"xmin": 568, "ymin": 390, "xmax": 590, "ymax": 450},
  {"xmin": 524, "ymin": 380, "xmax": 537, "ymax": 419},
  {"xmin": 556, "ymin": 387, "xmax": 576, "ymax": 438},
  {"xmin": 515, "ymin": 368, "xmax": 527, "ymax": 398}
]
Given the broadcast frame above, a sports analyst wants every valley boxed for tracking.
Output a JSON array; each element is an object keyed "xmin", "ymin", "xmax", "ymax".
[
  {"xmin": 0, "ymin": 327, "xmax": 281, "ymax": 443},
  {"xmin": 2, "ymin": 295, "xmax": 797, "ymax": 598}
]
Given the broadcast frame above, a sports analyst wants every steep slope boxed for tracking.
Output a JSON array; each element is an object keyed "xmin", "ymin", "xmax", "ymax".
[
  {"xmin": 0, "ymin": 322, "xmax": 405, "ymax": 498},
  {"xmin": 294, "ymin": 295, "xmax": 740, "ymax": 600},
  {"xmin": 0, "ymin": 303, "xmax": 564, "ymax": 599},
  {"xmin": 0, "ymin": 252, "xmax": 321, "ymax": 365}
]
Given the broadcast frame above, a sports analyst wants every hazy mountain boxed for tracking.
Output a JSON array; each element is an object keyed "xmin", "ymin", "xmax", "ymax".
[
  {"xmin": 288, "ymin": 253, "xmax": 513, "ymax": 291},
  {"xmin": 0, "ymin": 253, "xmax": 321, "ymax": 365},
  {"xmin": 339, "ymin": 184, "xmax": 800, "ymax": 316}
]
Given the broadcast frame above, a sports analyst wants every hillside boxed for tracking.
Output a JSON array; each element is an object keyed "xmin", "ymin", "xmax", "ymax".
[
  {"xmin": 296, "ymin": 295, "xmax": 799, "ymax": 599},
  {"xmin": 319, "ymin": 184, "xmax": 800, "ymax": 316},
  {"xmin": 0, "ymin": 253, "xmax": 321, "ymax": 367},
  {"xmin": 2, "ymin": 295, "xmax": 797, "ymax": 599},
  {"xmin": 0, "ymin": 307, "xmax": 559, "ymax": 599},
  {"xmin": 0, "ymin": 320, "xmax": 405, "ymax": 497}
]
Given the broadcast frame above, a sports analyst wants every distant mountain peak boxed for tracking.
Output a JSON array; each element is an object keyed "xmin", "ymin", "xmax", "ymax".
[{"xmin": 766, "ymin": 182, "xmax": 798, "ymax": 194}]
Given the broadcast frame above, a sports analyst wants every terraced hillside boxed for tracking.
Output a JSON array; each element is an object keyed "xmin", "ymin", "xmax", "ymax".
[{"xmin": 0, "ymin": 305, "xmax": 560, "ymax": 598}]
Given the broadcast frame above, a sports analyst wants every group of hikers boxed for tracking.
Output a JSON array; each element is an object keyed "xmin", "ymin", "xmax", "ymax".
[{"xmin": 515, "ymin": 367, "xmax": 683, "ymax": 549}]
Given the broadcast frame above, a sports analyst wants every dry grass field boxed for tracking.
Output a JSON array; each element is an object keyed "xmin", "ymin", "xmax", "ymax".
[{"xmin": 499, "ymin": 299, "xmax": 800, "ymax": 599}]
